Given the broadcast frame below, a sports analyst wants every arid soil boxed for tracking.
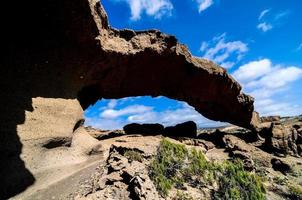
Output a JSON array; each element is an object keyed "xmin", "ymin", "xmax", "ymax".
[{"xmin": 12, "ymin": 116, "xmax": 302, "ymax": 200}]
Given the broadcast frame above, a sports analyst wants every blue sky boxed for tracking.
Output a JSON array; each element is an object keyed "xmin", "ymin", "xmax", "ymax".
[{"xmin": 85, "ymin": 0, "xmax": 302, "ymax": 130}]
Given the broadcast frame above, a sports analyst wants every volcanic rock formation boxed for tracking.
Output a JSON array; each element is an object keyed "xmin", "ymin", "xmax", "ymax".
[{"xmin": 0, "ymin": 0, "xmax": 260, "ymax": 198}]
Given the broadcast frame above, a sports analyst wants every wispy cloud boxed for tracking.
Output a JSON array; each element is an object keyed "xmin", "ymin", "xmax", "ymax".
[
  {"xmin": 232, "ymin": 59, "xmax": 302, "ymax": 116},
  {"xmin": 114, "ymin": 0, "xmax": 173, "ymax": 21},
  {"xmin": 200, "ymin": 33, "xmax": 248, "ymax": 69},
  {"xmin": 296, "ymin": 43, "xmax": 302, "ymax": 51},
  {"xmin": 195, "ymin": 0, "xmax": 214, "ymax": 13},
  {"xmin": 257, "ymin": 9, "xmax": 290, "ymax": 32},
  {"xmin": 258, "ymin": 9, "xmax": 270, "ymax": 20},
  {"xmin": 257, "ymin": 22, "xmax": 273, "ymax": 32},
  {"xmin": 274, "ymin": 10, "xmax": 290, "ymax": 20}
]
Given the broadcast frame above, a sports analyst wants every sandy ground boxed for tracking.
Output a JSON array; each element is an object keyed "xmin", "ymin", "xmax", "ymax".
[{"xmin": 12, "ymin": 134, "xmax": 163, "ymax": 200}]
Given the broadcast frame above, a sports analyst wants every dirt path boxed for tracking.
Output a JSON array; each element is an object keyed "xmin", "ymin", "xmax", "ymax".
[{"xmin": 12, "ymin": 156, "xmax": 104, "ymax": 200}]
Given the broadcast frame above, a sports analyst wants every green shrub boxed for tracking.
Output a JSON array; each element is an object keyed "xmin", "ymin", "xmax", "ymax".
[
  {"xmin": 149, "ymin": 138, "xmax": 266, "ymax": 199},
  {"xmin": 124, "ymin": 150, "xmax": 143, "ymax": 162},
  {"xmin": 289, "ymin": 166, "xmax": 302, "ymax": 178},
  {"xmin": 149, "ymin": 139, "xmax": 188, "ymax": 196},
  {"xmin": 255, "ymin": 167, "xmax": 268, "ymax": 182},
  {"xmin": 288, "ymin": 183, "xmax": 302, "ymax": 200},
  {"xmin": 273, "ymin": 176, "xmax": 287, "ymax": 185},
  {"xmin": 214, "ymin": 160, "xmax": 266, "ymax": 200},
  {"xmin": 173, "ymin": 191, "xmax": 194, "ymax": 200}
]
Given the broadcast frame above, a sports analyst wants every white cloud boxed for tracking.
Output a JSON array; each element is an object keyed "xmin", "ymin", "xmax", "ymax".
[
  {"xmin": 85, "ymin": 98, "xmax": 226, "ymax": 130},
  {"xmin": 257, "ymin": 22, "xmax": 273, "ymax": 32},
  {"xmin": 200, "ymin": 41, "xmax": 208, "ymax": 51},
  {"xmin": 200, "ymin": 33, "xmax": 248, "ymax": 69},
  {"xmin": 107, "ymin": 99, "xmax": 117, "ymax": 109},
  {"xmin": 232, "ymin": 59, "xmax": 272, "ymax": 83},
  {"xmin": 101, "ymin": 105, "xmax": 153, "ymax": 119},
  {"xmin": 258, "ymin": 9, "xmax": 270, "ymax": 20},
  {"xmin": 257, "ymin": 9, "xmax": 290, "ymax": 32},
  {"xmin": 195, "ymin": 0, "xmax": 214, "ymax": 13},
  {"xmin": 246, "ymin": 67, "xmax": 302, "ymax": 90},
  {"xmin": 232, "ymin": 59, "xmax": 302, "ymax": 116},
  {"xmin": 253, "ymin": 98, "xmax": 302, "ymax": 116},
  {"xmin": 85, "ymin": 117, "xmax": 125, "ymax": 130},
  {"xmin": 127, "ymin": 102, "xmax": 226, "ymax": 127},
  {"xmin": 274, "ymin": 10, "xmax": 290, "ymax": 21},
  {"xmin": 116, "ymin": 0, "xmax": 173, "ymax": 20}
]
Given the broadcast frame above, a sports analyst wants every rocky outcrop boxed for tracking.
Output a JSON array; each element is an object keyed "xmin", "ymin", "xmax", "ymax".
[
  {"xmin": 1, "ymin": 0, "xmax": 260, "ymax": 198},
  {"xmin": 124, "ymin": 123, "xmax": 164, "ymax": 135},
  {"xmin": 164, "ymin": 121, "xmax": 197, "ymax": 138},
  {"xmin": 222, "ymin": 135, "xmax": 272, "ymax": 168},
  {"xmin": 264, "ymin": 123, "xmax": 300, "ymax": 157},
  {"xmin": 73, "ymin": 146, "xmax": 160, "ymax": 200}
]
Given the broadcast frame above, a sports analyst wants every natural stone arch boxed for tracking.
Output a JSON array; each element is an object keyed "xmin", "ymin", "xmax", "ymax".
[
  {"xmin": 77, "ymin": 0, "xmax": 260, "ymax": 129},
  {"xmin": 0, "ymin": 0, "xmax": 260, "ymax": 198}
]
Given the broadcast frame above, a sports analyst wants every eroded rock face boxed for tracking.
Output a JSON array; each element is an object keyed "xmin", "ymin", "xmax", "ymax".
[
  {"xmin": 263, "ymin": 122, "xmax": 302, "ymax": 157},
  {"xmin": 1, "ymin": 0, "xmax": 260, "ymax": 198}
]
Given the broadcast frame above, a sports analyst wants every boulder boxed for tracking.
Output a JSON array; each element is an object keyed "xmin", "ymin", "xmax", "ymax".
[
  {"xmin": 123, "ymin": 123, "xmax": 164, "ymax": 135},
  {"xmin": 271, "ymin": 158, "xmax": 291, "ymax": 175},
  {"xmin": 164, "ymin": 121, "xmax": 197, "ymax": 138},
  {"xmin": 264, "ymin": 123, "xmax": 299, "ymax": 156},
  {"xmin": 71, "ymin": 127, "xmax": 103, "ymax": 156},
  {"xmin": 222, "ymin": 135, "xmax": 253, "ymax": 152},
  {"xmin": 222, "ymin": 135, "xmax": 272, "ymax": 167}
]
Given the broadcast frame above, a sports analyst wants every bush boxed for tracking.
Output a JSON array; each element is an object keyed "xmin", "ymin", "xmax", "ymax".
[
  {"xmin": 124, "ymin": 149, "xmax": 143, "ymax": 162},
  {"xmin": 214, "ymin": 160, "xmax": 266, "ymax": 200},
  {"xmin": 288, "ymin": 183, "xmax": 302, "ymax": 200},
  {"xmin": 149, "ymin": 138, "xmax": 266, "ymax": 199},
  {"xmin": 149, "ymin": 139, "xmax": 188, "ymax": 196},
  {"xmin": 173, "ymin": 191, "xmax": 193, "ymax": 200},
  {"xmin": 273, "ymin": 176, "xmax": 287, "ymax": 185}
]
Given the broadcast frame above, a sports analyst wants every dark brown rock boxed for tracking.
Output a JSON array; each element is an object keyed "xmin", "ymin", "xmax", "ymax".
[
  {"xmin": 264, "ymin": 123, "xmax": 300, "ymax": 157},
  {"xmin": 164, "ymin": 121, "xmax": 197, "ymax": 138},
  {"xmin": 222, "ymin": 135, "xmax": 272, "ymax": 167},
  {"xmin": 123, "ymin": 123, "xmax": 164, "ymax": 135},
  {"xmin": 267, "ymin": 123, "xmax": 290, "ymax": 155},
  {"xmin": 222, "ymin": 135, "xmax": 253, "ymax": 152},
  {"xmin": 271, "ymin": 158, "xmax": 291, "ymax": 175}
]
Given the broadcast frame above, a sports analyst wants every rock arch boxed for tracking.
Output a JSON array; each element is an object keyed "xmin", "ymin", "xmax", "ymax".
[
  {"xmin": 0, "ymin": 0, "xmax": 259, "ymax": 198},
  {"xmin": 76, "ymin": 0, "xmax": 259, "ymax": 129}
]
